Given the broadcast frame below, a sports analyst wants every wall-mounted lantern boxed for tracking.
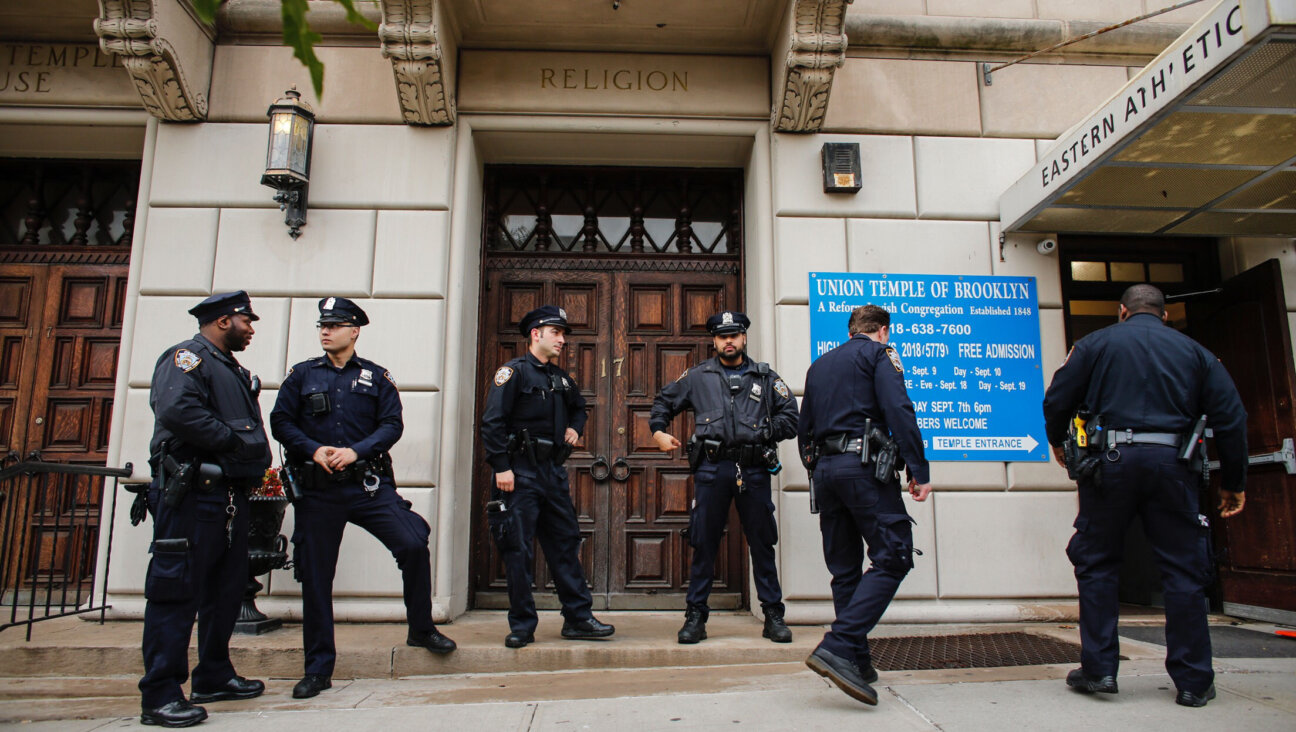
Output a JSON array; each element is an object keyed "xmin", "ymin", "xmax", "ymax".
[
  {"xmin": 821, "ymin": 142, "xmax": 862, "ymax": 194},
  {"xmin": 261, "ymin": 88, "xmax": 315, "ymax": 239}
]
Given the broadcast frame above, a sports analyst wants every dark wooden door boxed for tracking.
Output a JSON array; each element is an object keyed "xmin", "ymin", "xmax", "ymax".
[
  {"xmin": 1188, "ymin": 259, "xmax": 1296, "ymax": 620},
  {"xmin": 472, "ymin": 260, "xmax": 743, "ymax": 609},
  {"xmin": 0, "ymin": 262, "xmax": 126, "ymax": 595}
]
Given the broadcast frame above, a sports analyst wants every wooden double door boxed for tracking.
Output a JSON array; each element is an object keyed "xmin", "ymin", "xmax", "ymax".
[
  {"xmin": 472, "ymin": 260, "xmax": 746, "ymax": 610},
  {"xmin": 0, "ymin": 259, "xmax": 127, "ymax": 597}
]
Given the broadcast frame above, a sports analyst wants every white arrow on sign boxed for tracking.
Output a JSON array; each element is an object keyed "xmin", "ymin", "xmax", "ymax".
[{"xmin": 933, "ymin": 435, "xmax": 1040, "ymax": 452}]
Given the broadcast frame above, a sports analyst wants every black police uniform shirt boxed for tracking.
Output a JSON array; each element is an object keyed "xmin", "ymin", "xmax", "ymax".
[
  {"xmin": 481, "ymin": 352, "xmax": 588, "ymax": 472},
  {"xmin": 649, "ymin": 356, "xmax": 799, "ymax": 449},
  {"xmin": 797, "ymin": 334, "xmax": 930, "ymax": 485},
  {"xmin": 149, "ymin": 333, "xmax": 272, "ymax": 482},
  {"xmin": 1042, "ymin": 311, "xmax": 1248, "ymax": 492},
  {"xmin": 269, "ymin": 354, "xmax": 403, "ymax": 463}
]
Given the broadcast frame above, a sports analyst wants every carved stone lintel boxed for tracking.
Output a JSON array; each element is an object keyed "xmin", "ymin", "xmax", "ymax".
[
  {"xmin": 95, "ymin": 1, "xmax": 211, "ymax": 122},
  {"xmin": 379, "ymin": 0, "xmax": 456, "ymax": 126},
  {"xmin": 774, "ymin": 0, "xmax": 853, "ymax": 133}
]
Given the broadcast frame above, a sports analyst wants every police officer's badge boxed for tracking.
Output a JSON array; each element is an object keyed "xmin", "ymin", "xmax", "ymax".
[
  {"xmin": 773, "ymin": 379, "xmax": 790, "ymax": 399},
  {"xmin": 559, "ymin": 308, "xmax": 568, "ymax": 320},
  {"xmin": 494, "ymin": 366, "xmax": 514, "ymax": 386},
  {"xmin": 886, "ymin": 347, "xmax": 904, "ymax": 373},
  {"xmin": 359, "ymin": 368, "xmax": 374, "ymax": 387},
  {"xmin": 174, "ymin": 349, "xmax": 201, "ymax": 372},
  {"xmin": 751, "ymin": 383, "xmax": 762, "ymax": 397},
  {"xmin": 722, "ymin": 312, "xmax": 734, "ymax": 326}
]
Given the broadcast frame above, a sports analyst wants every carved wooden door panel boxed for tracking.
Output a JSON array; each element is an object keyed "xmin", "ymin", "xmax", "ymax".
[
  {"xmin": 0, "ymin": 263, "xmax": 126, "ymax": 594},
  {"xmin": 606, "ymin": 269, "xmax": 743, "ymax": 609},
  {"xmin": 473, "ymin": 268, "xmax": 614, "ymax": 607},
  {"xmin": 1188, "ymin": 259, "xmax": 1296, "ymax": 620}
]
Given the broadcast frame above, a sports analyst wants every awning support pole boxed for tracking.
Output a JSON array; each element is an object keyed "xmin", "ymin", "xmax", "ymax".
[{"xmin": 981, "ymin": 0, "xmax": 1207, "ymax": 85}]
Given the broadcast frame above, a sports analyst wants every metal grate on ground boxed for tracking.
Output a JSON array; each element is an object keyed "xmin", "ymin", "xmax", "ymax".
[{"xmin": 871, "ymin": 632, "xmax": 1081, "ymax": 671}]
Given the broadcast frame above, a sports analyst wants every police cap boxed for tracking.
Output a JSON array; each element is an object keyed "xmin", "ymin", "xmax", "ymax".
[
  {"xmin": 707, "ymin": 310, "xmax": 750, "ymax": 335},
  {"xmin": 188, "ymin": 291, "xmax": 259, "ymax": 324},
  {"xmin": 317, "ymin": 296, "xmax": 369, "ymax": 326},
  {"xmin": 520, "ymin": 305, "xmax": 571, "ymax": 335}
]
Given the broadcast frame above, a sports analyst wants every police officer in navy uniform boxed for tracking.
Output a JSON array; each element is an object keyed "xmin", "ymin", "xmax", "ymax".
[
  {"xmin": 650, "ymin": 310, "xmax": 799, "ymax": 645},
  {"xmin": 797, "ymin": 304, "xmax": 932, "ymax": 706},
  {"xmin": 481, "ymin": 305, "xmax": 615, "ymax": 648},
  {"xmin": 1043, "ymin": 284, "xmax": 1247, "ymax": 708},
  {"xmin": 140, "ymin": 291, "xmax": 271, "ymax": 727},
  {"xmin": 270, "ymin": 297, "xmax": 456, "ymax": 700}
]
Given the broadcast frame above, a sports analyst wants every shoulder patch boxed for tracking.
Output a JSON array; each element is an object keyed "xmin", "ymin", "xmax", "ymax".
[
  {"xmin": 174, "ymin": 349, "xmax": 201, "ymax": 372},
  {"xmin": 285, "ymin": 366, "xmax": 294, "ymax": 377},
  {"xmin": 494, "ymin": 366, "xmax": 514, "ymax": 386},
  {"xmin": 773, "ymin": 378, "xmax": 790, "ymax": 399},
  {"xmin": 675, "ymin": 367, "xmax": 689, "ymax": 382},
  {"xmin": 384, "ymin": 370, "xmax": 397, "ymax": 387},
  {"xmin": 886, "ymin": 347, "xmax": 904, "ymax": 373}
]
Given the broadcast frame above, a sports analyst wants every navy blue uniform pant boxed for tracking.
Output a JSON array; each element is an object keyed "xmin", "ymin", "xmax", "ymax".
[
  {"xmin": 291, "ymin": 478, "xmax": 433, "ymax": 677},
  {"xmin": 496, "ymin": 460, "xmax": 594, "ymax": 634},
  {"xmin": 1068, "ymin": 445, "xmax": 1213, "ymax": 693},
  {"xmin": 687, "ymin": 459, "xmax": 783, "ymax": 614},
  {"xmin": 813, "ymin": 454, "xmax": 915, "ymax": 666},
  {"xmin": 139, "ymin": 484, "xmax": 250, "ymax": 709}
]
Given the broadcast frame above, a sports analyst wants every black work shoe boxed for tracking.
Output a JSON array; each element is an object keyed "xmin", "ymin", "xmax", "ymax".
[
  {"xmin": 505, "ymin": 630, "xmax": 535, "ymax": 648},
  {"xmin": 141, "ymin": 699, "xmax": 208, "ymax": 727},
  {"xmin": 1175, "ymin": 684, "xmax": 1216, "ymax": 707},
  {"xmin": 806, "ymin": 646, "xmax": 879, "ymax": 706},
  {"xmin": 292, "ymin": 674, "xmax": 332, "ymax": 699},
  {"xmin": 678, "ymin": 607, "xmax": 707, "ymax": 644},
  {"xmin": 407, "ymin": 627, "xmax": 457, "ymax": 654},
  {"xmin": 762, "ymin": 606, "xmax": 792, "ymax": 643},
  {"xmin": 1066, "ymin": 667, "xmax": 1118, "ymax": 694},
  {"xmin": 561, "ymin": 616, "xmax": 615, "ymax": 639},
  {"xmin": 189, "ymin": 675, "xmax": 265, "ymax": 704}
]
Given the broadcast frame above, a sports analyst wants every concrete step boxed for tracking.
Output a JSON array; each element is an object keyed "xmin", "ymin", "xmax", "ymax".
[{"xmin": 0, "ymin": 611, "xmax": 812, "ymax": 680}]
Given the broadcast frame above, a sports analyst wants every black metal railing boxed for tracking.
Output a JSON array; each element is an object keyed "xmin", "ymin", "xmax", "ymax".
[{"xmin": 0, "ymin": 451, "xmax": 132, "ymax": 640}]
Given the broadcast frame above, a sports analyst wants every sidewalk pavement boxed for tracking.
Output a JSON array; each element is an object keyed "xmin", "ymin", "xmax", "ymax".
[{"xmin": 1, "ymin": 612, "xmax": 1292, "ymax": 731}]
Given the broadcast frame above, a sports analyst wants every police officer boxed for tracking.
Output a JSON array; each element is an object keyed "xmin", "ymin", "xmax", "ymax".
[
  {"xmin": 269, "ymin": 297, "xmax": 456, "ymax": 700},
  {"xmin": 140, "ymin": 291, "xmax": 271, "ymax": 727},
  {"xmin": 1043, "ymin": 284, "xmax": 1247, "ymax": 708},
  {"xmin": 650, "ymin": 310, "xmax": 799, "ymax": 645},
  {"xmin": 481, "ymin": 305, "xmax": 615, "ymax": 648},
  {"xmin": 797, "ymin": 304, "xmax": 932, "ymax": 706}
]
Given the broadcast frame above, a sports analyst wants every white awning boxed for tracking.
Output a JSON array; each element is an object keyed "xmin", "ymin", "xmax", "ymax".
[{"xmin": 1000, "ymin": 0, "xmax": 1296, "ymax": 237}]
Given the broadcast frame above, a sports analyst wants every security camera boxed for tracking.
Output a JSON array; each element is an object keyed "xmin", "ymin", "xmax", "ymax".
[{"xmin": 1037, "ymin": 238, "xmax": 1057, "ymax": 255}]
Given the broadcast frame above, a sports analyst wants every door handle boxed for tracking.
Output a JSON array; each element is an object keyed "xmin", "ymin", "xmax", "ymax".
[
  {"xmin": 1206, "ymin": 437, "xmax": 1295, "ymax": 474},
  {"xmin": 589, "ymin": 455, "xmax": 610, "ymax": 481},
  {"xmin": 611, "ymin": 457, "xmax": 631, "ymax": 482}
]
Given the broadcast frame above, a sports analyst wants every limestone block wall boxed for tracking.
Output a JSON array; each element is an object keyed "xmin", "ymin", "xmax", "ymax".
[
  {"xmin": 103, "ymin": 119, "xmax": 458, "ymax": 620},
  {"xmin": 764, "ymin": 29, "xmax": 1159, "ymax": 619}
]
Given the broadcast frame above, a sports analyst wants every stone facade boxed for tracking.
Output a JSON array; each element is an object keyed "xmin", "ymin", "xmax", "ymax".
[{"xmin": 5, "ymin": 0, "xmax": 1292, "ymax": 625}]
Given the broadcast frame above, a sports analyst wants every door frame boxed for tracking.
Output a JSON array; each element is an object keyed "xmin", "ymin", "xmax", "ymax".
[{"xmin": 435, "ymin": 117, "xmax": 775, "ymax": 619}]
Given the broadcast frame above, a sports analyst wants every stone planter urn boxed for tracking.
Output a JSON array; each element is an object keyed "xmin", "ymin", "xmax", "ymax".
[{"xmin": 234, "ymin": 469, "xmax": 291, "ymax": 635}]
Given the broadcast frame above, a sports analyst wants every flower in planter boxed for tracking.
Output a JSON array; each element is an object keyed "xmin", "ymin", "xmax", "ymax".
[{"xmin": 253, "ymin": 466, "xmax": 286, "ymax": 499}]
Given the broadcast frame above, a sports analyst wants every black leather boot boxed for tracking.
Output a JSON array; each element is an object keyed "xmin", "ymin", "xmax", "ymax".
[
  {"xmin": 761, "ymin": 603, "xmax": 792, "ymax": 643},
  {"xmin": 678, "ymin": 606, "xmax": 707, "ymax": 644}
]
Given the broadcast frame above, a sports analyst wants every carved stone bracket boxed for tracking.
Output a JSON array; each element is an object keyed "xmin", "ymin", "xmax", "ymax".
[
  {"xmin": 94, "ymin": 1, "xmax": 214, "ymax": 122},
  {"xmin": 379, "ymin": 0, "xmax": 455, "ymax": 126},
  {"xmin": 774, "ymin": 0, "xmax": 853, "ymax": 133}
]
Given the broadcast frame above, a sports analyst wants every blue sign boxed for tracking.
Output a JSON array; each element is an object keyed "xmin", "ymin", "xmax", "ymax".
[{"xmin": 809, "ymin": 272, "xmax": 1048, "ymax": 462}]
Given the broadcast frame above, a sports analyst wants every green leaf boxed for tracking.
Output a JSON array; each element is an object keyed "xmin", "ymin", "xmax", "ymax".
[
  {"xmin": 333, "ymin": 0, "xmax": 378, "ymax": 31},
  {"xmin": 190, "ymin": 0, "xmax": 224, "ymax": 24},
  {"xmin": 281, "ymin": 0, "xmax": 326, "ymax": 98}
]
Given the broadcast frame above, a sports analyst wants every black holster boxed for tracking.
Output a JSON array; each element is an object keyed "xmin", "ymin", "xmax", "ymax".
[
  {"xmin": 161, "ymin": 455, "xmax": 196, "ymax": 508},
  {"xmin": 687, "ymin": 438, "xmax": 705, "ymax": 472},
  {"xmin": 486, "ymin": 499, "xmax": 522, "ymax": 554}
]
